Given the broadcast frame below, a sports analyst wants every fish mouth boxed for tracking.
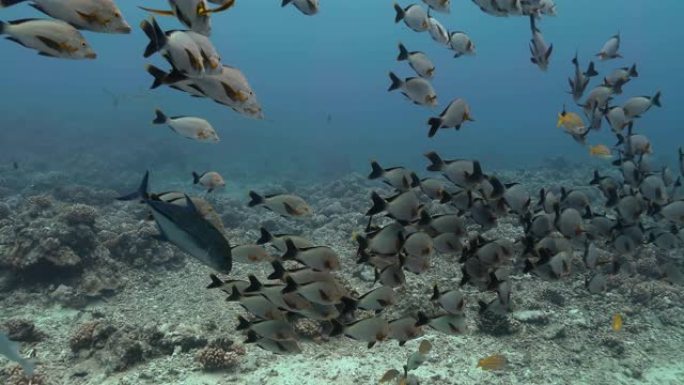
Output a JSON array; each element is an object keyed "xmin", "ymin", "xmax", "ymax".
[
  {"xmin": 117, "ymin": 25, "xmax": 132, "ymax": 34},
  {"xmin": 85, "ymin": 52, "xmax": 97, "ymax": 59}
]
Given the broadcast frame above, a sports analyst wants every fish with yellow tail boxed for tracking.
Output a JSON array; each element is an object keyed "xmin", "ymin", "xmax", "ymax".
[
  {"xmin": 477, "ymin": 353, "xmax": 508, "ymax": 371},
  {"xmin": 612, "ymin": 313, "xmax": 623, "ymax": 332},
  {"xmin": 557, "ymin": 105, "xmax": 589, "ymax": 144}
]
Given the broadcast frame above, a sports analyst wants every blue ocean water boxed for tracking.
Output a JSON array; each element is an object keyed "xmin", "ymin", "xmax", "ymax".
[{"xmin": 0, "ymin": 1, "xmax": 682, "ymax": 180}]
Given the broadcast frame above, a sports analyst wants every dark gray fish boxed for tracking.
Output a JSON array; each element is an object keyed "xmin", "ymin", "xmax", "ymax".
[
  {"xmin": 120, "ymin": 172, "xmax": 232, "ymax": 273},
  {"xmin": 366, "ymin": 190, "xmax": 421, "ymax": 223},
  {"xmin": 529, "ymin": 16, "xmax": 552, "ymax": 71},
  {"xmin": 368, "ymin": 160, "xmax": 418, "ymax": 191},
  {"xmin": 244, "ymin": 330, "xmax": 301, "ymax": 355},
  {"xmin": 431, "ymin": 285, "xmax": 465, "ymax": 314},
  {"xmin": 237, "ymin": 316, "xmax": 296, "ymax": 341},
  {"xmin": 425, "ymin": 151, "xmax": 485, "ymax": 189},
  {"xmin": 357, "ymin": 286, "xmax": 396, "ymax": 313}
]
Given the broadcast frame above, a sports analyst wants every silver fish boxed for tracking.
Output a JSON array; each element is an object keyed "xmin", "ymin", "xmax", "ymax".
[
  {"xmin": 596, "ymin": 33, "xmax": 621, "ymax": 61},
  {"xmin": 3, "ymin": 0, "xmax": 131, "ymax": 33},
  {"xmin": 394, "ymin": 3, "xmax": 429, "ymax": 32},
  {"xmin": 388, "ymin": 72, "xmax": 438, "ymax": 107},
  {"xmin": 397, "ymin": 43, "xmax": 435, "ymax": 79},
  {"xmin": 0, "ymin": 18, "xmax": 96, "ymax": 59},
  {"xmin": 427, "ymin": 98, "xmax": 474, "ymax": 137}
]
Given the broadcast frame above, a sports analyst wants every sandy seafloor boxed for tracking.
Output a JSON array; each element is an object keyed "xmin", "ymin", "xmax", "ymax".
[{"xmin": 0, "ymin": 164, "xmax": 683, "ymax": 385}]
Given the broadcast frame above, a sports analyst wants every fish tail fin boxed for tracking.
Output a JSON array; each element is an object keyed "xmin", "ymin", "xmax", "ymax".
[
  {"xmin": 427, "ymin": 117, "xmax": 442, "ymax": 138},
  {"xmin": 0, "ymin": 0, "xmax": 27, "ymax": 8},
  {"xmin": 140, "ymin": 17, "xmax": 166, "ymax": 58},
  {"xmin": 248, "ymin": 191, "xmax": 265, "ymax": 207},
  {"xmin": 226, "ymin": 286, "xmax": 242, "ymax": 301},
  {"xmin": 329, "ymin": 319, "xmax": 345, "ymax": 337},
  {"xmin": 0, "ymin": 20, "xmax": 5, "ymax": 34},
  {"xmin": 397, "ymin": 43, "xmax": 409, "ymax": 61},
  {"xmin": 418, "ymin": 208, "xmax": 432, "ymax": 226},
  {"xmin": 192, "ymin": 172, "xmax": 201, "ymax": 184},
  {"xmin": 116, "ymin": 171, "xmax": 150, "ymax": 201},
  {"xmin": 430, "ymin": 284, "xmax": 440, "ymax": 301},
  {"xmin": 206, "ymin": 274, "xmax": 223, "ymax": 289},
  {"xmin": 585, "ymin": 61, "xmax": 598, "ymax": 77},
  {"xmin": 236, "ymin": 315, "xmax": 251, "ymax": 331},
  {"xmin": 366, "ymin": 192, "xmax": 387, "ymax": 216},
  {"xmin": 393, "ymin": 2, "xmax": 405, "ymax": 23},
  {"xmin": 368, "ymin": 160, "xmax": 384, "ymax": 179},
  {"xmin": 244, "ymin": 330, "xmax": 259, "ymax": 344},
  {"xmin": 282, "ymin": 276, "xmax": 298, "ymax": 294},
  {"xmin": 629, "ymin": 64, "xmax": 638, "ymax": 78},
  {"xmin": 388, "ymin": 71, "xmax": 402, "ymax": 92},
  {"xmin": 469, "ymin": 161, "xmax": 484, "ymax": 182},
  {"xmin": 245, "ymin": 274, "xmax": 262, "ymax": 292},
  {"xmin": 282, "ymin": 239, "xmax": 298, "ymax": 261},
  {"xmin": 571, "ymin": 52, "xmax": 578, "ymax": 66},
  {"xmin": 267, "ymin": 260, "xmax": 286, "ymax": 280},
  {"xmin": 416, "ymin": 311, "xmax": 430, "ymax": 326},
  {"xmin": 590, "ymin": 170, "xmax": 600, "ymax": 185},
  {"xmin": 145, "ymin": 64, "xmax": 168, "ymax": 89},
  {"xmin": 424, "ymin": 151, "xmax": 444, "ymax": 171},
  {"xmin": 652, "ymin": 91, "xmax": 661, "ymax": 107},
  {"xmin": 153, "ymin": 109, "xmax": 167, "ymax": 124},
  {"xmin": 256, "ymin": 227, "xmax": 273, "ymax": 244},
  {"xmin": 281, "ymin": 0, "xmax": 293, "ymax": 6}
]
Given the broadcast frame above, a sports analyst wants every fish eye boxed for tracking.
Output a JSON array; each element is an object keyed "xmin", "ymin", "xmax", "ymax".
[
  {"xmin": 81, "ymin": 42, "xmax": 87, "ymax": 47},
  {"xmin": 114, "ymin": 12, "xmax": 121, "ymax": 18}
]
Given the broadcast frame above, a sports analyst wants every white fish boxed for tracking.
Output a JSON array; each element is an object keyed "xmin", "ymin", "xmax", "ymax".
[
  {"xmin": 140, "ymin": 18, "xmax": 204, "ymax": 77},
  {"xmin": 597, "ymin": 33, "xmax": 621, "ymax": 61},
  {"xmin": 603, "ymin": 64, "xmax": 638, "ymax": 94},
  {"xmin": 622, "ymin": 92, "xmax": 662, "ymax": 119},
  {"xmin": 529, "ymin": 16, "xmax": 552, "ymax": 71},
  {"xmin": 394, "ymin": 3, "xmax": 429, "ymax": 32},
  {"xmin": 248, "ymin": 192, "xmax": 313, "ymax": 217},
  {"xmin": 427, "ymin": 11, "xmax": 449, "ymax": 45},
  {"xmin": 282, "ymin": 0, "xmax": 319, "ymax": 16},
  {"xmin": 388, "ymin": 72, "xmax": 438, "ymax": 107},
  {"xmin": 423, "ymin": 0, "xmax": 450, "ymax": 14},
  {"xmin": 427, "ymin": 98, "xmax": 474, "ymax": 137},
  {"xmin": 146, "ymin": 64, "xmax": 207, "ymax": 98},
  {"xmin": 152, "ymin": 109, "xmax": 219, "ymax": 142},
  {"xmin": 192, "ymin": 171, "xmax": 225, "ymax": 192},
  {"xmin": 0, "ymin": 0, "xmax": 131, "ymax": 34},
  {"xmin": 582, "ymin": 86, "xmax": 614, "ymax": 116},
  {"xmin": 397, "ymin": 43, "xmax": 435, "ymax": 79},
  {"xmin": 140, "ymin": 0, "xmax": 236, "ymax": 36},
  {"xmin": 568, "ymin": 53, "xmax": 598, "ymax": 101},
  {"xmin": 604, "ymin": 106, "xmax": 630, "ymax": 133},
  {"xmin": 0, "ymin": 18, "xmax": 96, "ymax": 59},
  {"xmin": 448, "ymin": 31, "xmax": 476, "ymax": 57}
]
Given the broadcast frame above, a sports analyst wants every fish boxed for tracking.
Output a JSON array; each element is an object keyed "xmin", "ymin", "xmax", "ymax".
[
  {"xmin": 582, "ymin": 86, "xmax": 614, "ymax": 118},
  {"xmin": 603, "ymin": 64, "xmax": 638, "ymax": 94},
  {"xmin": 248, "ymin": 192, "xmax": 313, "ymax": 217},
  {"xmin": 555, "ymin": 207, "xmax": 584, "ymax": 238},
  {"xmin": 268, "ymin": 261, "xmax": 334, "ymax": 286},
  {"xmin": 393, "ymin": 3, "xmax": 429, "ymax": 32},
  {"xmin": 604, "ymin": 106, "xmax": 631, "ymax": 133},
  {"xmin": 423, "ymin": 0, "xmax": 450, "ymax": 14},
  {"xmin": 503, "ymin": 183, "xmax": 531, "ymax": 216},
  {"xmin": 356, "ymin": 222, "xmax": 405, "ymax": 256},
  {"xmin": 418, "ymin": 210, "xmax": 466, "ymax": 236},
  {"xmin": 640, "ymin": 174, "xmax": 668, "ymax": 204},
  {"xmin": 257, "ymin": 228, "xmax": 313, "ymax": 252},
  {"xmin": 368, "ymin": 160, "xmax": 419, "ymax": 191},
  {"xmin": 153, "ymin": 109, "xmax": 219, "ymax": 142},
  {"xmin": 477, "ymin": 354, "xmax": 508, "ymax": 371},
  {"xmin": 140, "ymin": 17, "xmax": 205, "ymax": 77},
  {"xmin": 397, "ymin": 43, "xmax": 435, "ymax": 79},
  {"xmin": 0, "ymin": 332, "xmax": 34, "ymax": 376},
  {"xmin": 331, "ymin": 317, "xmax": 391, "ymax": 348},
  {"xmin": 226, "ymin": 286, "xmax": 286, "ymax": 320},
  {"xmin": 612, "ymin": 313, "xmax": 623, "ymax": 332},
  {"xmin": 1, "ymin": 0, "xmax": 131, "ymax": 33},
  {"xmin": 589, "ymin": 144, "xmax": 612, "ymax": 159},
  {"xmin": 568, "ymin": 53, "xmax": 598, "ymax": 101},
  {"xmin": 448, "ymin": 31, "xmax": 476, "ymax": 57},
  {"xmin": 388, "ymin": 72, "xmax": 438, "ymax": 107},
  {"xmin": 192, "ymin": 171, "xmax": 225, "ymax": 193},
  {"xmin": 281, "ymin": 239, "xmax": 340, "ymax": 272},
  {"xmin": 282, "ymin": 0, "xmax": 319, "ymax": 16},
  {"xmin": 655, "ymin": 200, "xmax": 684, "ymax": 225},
  {"xmin": 206, "ymin": 274, "xmax": 249, "ymax": 292},
  {"xmin": 282, "ymin": 276, "xmax": 347, "ymax": 306},
  {"xmin": 185, "ymin": 30, "xmax": 222, "ymax": 74},
  {"xmin": 419, "ymin": 177, "xmax": 450, "ymax": 202},
  {"xmin": 431, "ymin": 285, "xmax": 465, "ymax": 314},
  {"xmin": 236, "ymin": 316, "xmax": 297, "ymax": 341},
  {"xmin": 426, "ymin": 10, "xmax": 449, "ymax": 45},
  {"xmin": 121, "ymin": 173, "xmax": 232, "ymax": 273},
  {"xmin": 622, "ymin": 92, "xmax": 662, "ymax": 119},
  {"xmin": 425, "ymin": 313, "xmax": 466, "ymax": 335},
  {"xmin": 356, "ymin": 286, "xmax": 396, "ymax": 313},
  {"xmin": 231, "ymin": 244, "xmax": 273, "ymax": 264},
  {"xmin": 529, "ymin": 16, "xmax": 552, "ymax": 71},
  {"xmin": 0, "ymin": 18, "xmax": 96, "ymax": 59},
  {"xmin": 597, "ymin": 33, "xmax": 621, "ymax": 61},
  {"xmin": 424, "ymin": 151, "xmax": 484, "ymax": 189},
  {"xmin": 379, "ymin": 369, "xmax": 401, "ymax": 383},
  {"xmin": 244, "ymin": 330, "xmax": 301, "ymax": 355},
  {"xmin": 388, "ymin": 315, "xmax": 425, "ymax": 346},
  {"xmin": 427, "ymin": 98, "xmax": 474, "ymax": 137},
  {"xmin": 405, "ymin": 339, "xmax": 432, "ymax": 372},
  {"xmin": 403, "ymin": 231, "xmax": 434, "ymax": 258},
  {"xmin": 366, "ymin": 190, "xmax": 421, "ymax": 223},
  {"xmin": 139, "ymin": 0, "xmax": 236, "ymax": 36},
  {"xmin": 557, "ymin": 106, "xmax": 588, "ymax": 143},
  {"xmin": 374, "ymin": 264, "xmax": 406, "ymax": 288}
]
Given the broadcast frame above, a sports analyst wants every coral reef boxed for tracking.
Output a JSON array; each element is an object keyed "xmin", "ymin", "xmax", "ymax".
[{"xmin": 0, "ymin": 319, "xmax": 45, "ymax": 342}]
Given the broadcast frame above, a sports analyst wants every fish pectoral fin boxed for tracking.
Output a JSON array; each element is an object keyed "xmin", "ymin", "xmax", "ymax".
[
  {"xmin": 185, "ymin": 49, "xmax": 202, "ymax": 71},
  {"xmin": 205, "ymin": 0, "xmax": 236, "ymax": 15},
  {"xmin": 37, "ymin": 51, "xmax": 58, "ymax": 58},
  {"xmin": 5, "ymin": 36, "xmax": 28, "ymax": 48},
  {"xmin": 138, "ymin": 6, "xmax": 176, "ymax": 16},
  {"xmin": 35, "ymin": 35, "xmax": 64, "ymax": 52}
]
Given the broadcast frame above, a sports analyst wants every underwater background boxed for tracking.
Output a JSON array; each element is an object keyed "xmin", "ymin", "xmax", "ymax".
[
  {"xmin": 1, "ymin": 0, "xmax": 683, "ymax": 184},
  {"xmin": 1, "ymin": 1, "xmax": 684, "ymax": 385}
]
